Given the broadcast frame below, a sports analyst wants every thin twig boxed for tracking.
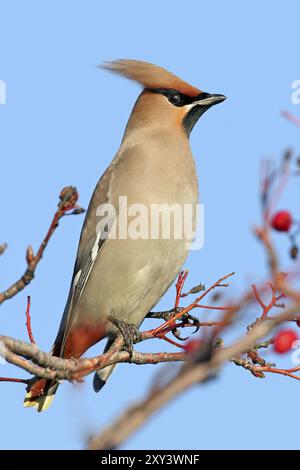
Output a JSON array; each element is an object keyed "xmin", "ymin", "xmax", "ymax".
[
  {"xmin": 25, "ymin": 296, "xmax": 36, "ymax": 344},
  {"xmin": 149, "ymin": 272, "xmax": 235, "ymax": 336},
  {"xmin": 0, "ymin": 187, "xmax": 84, "ymax": 305},
  {"xmin": 282, "ymin": 111, "xmax": 300, "ymax": 128},
  {"xmin": 0, "ymin": 243, "xmax": 7, "ymax": 256},
  {"xmin": 0, "ymin": 377, "xmax": 29, "ymax": 385}
]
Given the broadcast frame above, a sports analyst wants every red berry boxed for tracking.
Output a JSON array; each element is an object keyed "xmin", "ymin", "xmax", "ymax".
[
  {"xmin": 273, "ymin": 329, "xmax": 298, "ymax": 354},
  {"xmin": 184, "ymin": 338, "xmax": 202, "ymax": 355},
  {"xmin": 271, "ymin": 211, "xmax": 293, "ymax": 232},
  {"xmin": 296, "ymin": 317, "xmax": 300, "ymax": 328}
]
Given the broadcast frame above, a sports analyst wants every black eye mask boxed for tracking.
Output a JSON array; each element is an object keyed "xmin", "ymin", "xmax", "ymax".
[{"xmin": 148, "ymin": 88, "xmax": 211, "ymax": 107}]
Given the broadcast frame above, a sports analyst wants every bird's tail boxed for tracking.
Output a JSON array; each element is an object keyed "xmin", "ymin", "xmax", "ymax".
[
  {"xmin": 24, "ymin": 378, "xmax": 59, "ymax": 412},
  {"xmin": 93, "ymin": 363, "xmax": 117, "ymax": 392},
  {"xmin": 93, "ymin": 337, "xmax": 117, "ymax": 392}
]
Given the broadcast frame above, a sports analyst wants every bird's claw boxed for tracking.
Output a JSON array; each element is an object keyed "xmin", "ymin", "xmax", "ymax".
[
  {"xmin": 172, "ymin": 312, "xmax": 200, "ymax": 341},
  {"xmin": 109, "ymin": 318, "xmax": 142, "ymax": 356}
]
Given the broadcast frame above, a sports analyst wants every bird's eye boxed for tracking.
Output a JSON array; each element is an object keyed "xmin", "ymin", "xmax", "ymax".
[{"xmin": 168, "ymin": 93, "xmax": 183, "ymax": 106}]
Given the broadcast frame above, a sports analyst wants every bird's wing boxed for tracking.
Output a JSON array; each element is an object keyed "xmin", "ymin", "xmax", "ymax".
[{"xmin": 53, "ymin": 163, "xmax": 117, "ymax": 354}]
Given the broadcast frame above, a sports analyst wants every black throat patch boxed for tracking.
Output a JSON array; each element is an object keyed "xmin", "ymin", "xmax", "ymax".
[{"xmin": 183, "ymin": 105, "xmax": 210, "ymax": 136}]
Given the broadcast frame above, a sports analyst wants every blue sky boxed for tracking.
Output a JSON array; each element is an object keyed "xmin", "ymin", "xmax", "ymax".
[{"xmin": 0, "ymin": 0, "xmax": 300, "ymax": 450}]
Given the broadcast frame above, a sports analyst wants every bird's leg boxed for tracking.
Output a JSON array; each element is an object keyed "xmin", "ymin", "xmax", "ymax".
[{"xmin": 108, "ymin": 317, "xmax": 143, "ymax": 356}]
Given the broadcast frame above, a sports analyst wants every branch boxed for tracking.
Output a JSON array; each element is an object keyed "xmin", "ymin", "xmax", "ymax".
[
  {"xmin": 88, "ymin": 302, "xmax": 300, "ymax": 450},
  {"xmin": 0, "ymin": 334, "xmax": 185, "ymax": 382},
  {"xmin": 0, "ymin": 377, "xmax": 29, "ymax": 384},
  {"xmin": 0, "ymin": 187, "xmax": 85, "ymax": 305},
  {"xmin": 252, "ymin": 282, "xmax": 285, "ymax": 320},
  {"xmin": 282, "ymin": 110, "xmax": 300, "ymax": 128},
  {"xmin": 233, "ymin": 357, "xmax": 300, "ymax": 381},
  {"xmin": 0, "ymin": 243, "xmax": 7, "ymax": 256},
  {"xmin": 25, "ymin": 296, "xmax": 36, "ymax": 344},
  {"xmin": 148, "ymin": 272, "xmax": 235, "ymax": 337},
  {"xmin": 0, "ymin": 269, "xmax": 236, "ymax": 384},
  {"xmin": 88, "ymin": 152, "xmax": 300, "ymax": 449},
  {"xmin": 0, "ymin": 294, "xmax": 299, "ymax": 401}
]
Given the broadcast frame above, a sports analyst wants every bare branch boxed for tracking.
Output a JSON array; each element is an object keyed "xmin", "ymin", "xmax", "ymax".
[
  {"xmin": 0, "ymin": 187, "xmax": 85, "ymax": 305},
  {"xmin": 0, "ymin": 243, "xmax": 7, "ymax": 256},
  {"xmin": 88, "ymin": 302, "xmax": 300, "ymax": 449},
  {"xmin": 282, "ymin": 110, "xmax": 300, "ymax": 128}
]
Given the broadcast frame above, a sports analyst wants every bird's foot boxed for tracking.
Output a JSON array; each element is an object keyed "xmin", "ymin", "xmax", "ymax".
[
  {"xmin": 147, "ymin": 308, "xmax": 200, "ymax": 340},
  {"xmin": 147, "ymin": 307, "xmax": 184, "ymax": 321},
  {"xmin": 147, "ymin": 308, "xmax": 198, "ymax": 324},
  {"xmin": 173, "ymin": 312, "xmax": 200, "ymax": 340},
  {"xmin": 109, "ymin": 318, "xmax": 142, "ymax": 356}
]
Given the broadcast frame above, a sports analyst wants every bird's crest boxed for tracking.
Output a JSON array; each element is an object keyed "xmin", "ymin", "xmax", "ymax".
[{"xmin": 101, "ymin": 59, "xmax": 202, "ymax": 97}]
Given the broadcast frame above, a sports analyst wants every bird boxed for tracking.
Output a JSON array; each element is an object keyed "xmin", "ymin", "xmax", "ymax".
[{"xmin": 24, "ymin": 59, "xmax": 226, "ymax": 411}]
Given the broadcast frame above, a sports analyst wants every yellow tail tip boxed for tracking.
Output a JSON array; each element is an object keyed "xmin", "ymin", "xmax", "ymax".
[{"xmin": 24, "ymin": 391, "xmax": 56, "ymax": 412}]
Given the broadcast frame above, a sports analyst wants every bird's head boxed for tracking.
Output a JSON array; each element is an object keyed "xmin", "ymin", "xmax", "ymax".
[{"xmin": 101, "ymin": 59, "xmax": 226, "ymax": 137}]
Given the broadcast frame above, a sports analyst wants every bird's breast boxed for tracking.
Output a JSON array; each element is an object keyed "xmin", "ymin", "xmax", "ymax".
[{"xmin": 112, "ymin": 131, "xmax": 199, "ymax": 207}]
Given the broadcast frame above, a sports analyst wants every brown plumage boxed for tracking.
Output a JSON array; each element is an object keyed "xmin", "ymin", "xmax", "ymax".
[
  {"xmin": 24, "ymin": 59, "xmax": 226, "ymax": 412},
  {"xmin": 101, "ymin": 59, "xmax": 202, "ymax": 97}
]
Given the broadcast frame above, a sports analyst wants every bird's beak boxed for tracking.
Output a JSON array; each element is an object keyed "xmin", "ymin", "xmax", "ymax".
[{"xmin": 193, "ymin": 93, "xmax": 227, "ymax": 107}]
